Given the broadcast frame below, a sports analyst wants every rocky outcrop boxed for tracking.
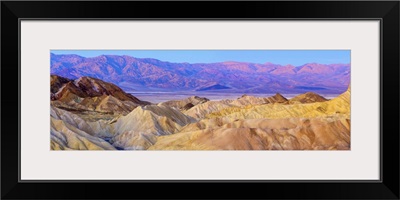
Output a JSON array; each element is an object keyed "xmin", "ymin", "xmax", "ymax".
[
  {"xmin": 51, "ymin": 75, "xmax": 149, "ymax": 116},
  {"xmin": 51, "ymin": 75, "xmax": 145, "ymax": 103},
  {"xmin": 289, "ymin": 92, "xmax": 328, "ymax": 104},
  {"xmin": 183, "ymin": 100, "xmax": 235, "ymax": 119},
  {"xmin": 229, "ymin": 93, "xmax": 288, "ymax": 107}
]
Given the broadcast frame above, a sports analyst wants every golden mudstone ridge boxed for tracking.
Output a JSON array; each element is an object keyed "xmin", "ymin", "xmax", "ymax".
[
  {"xmin": 149, "ymin": 87, "xmax": 351, "ymax": 150},
  {"xmin": 148, "ymin": 117, "xmax": 350, "ymax": 150},
  {"xmin": 51, "ymin": 115, "xmax": 116, "ymax": 150},
  {"xmin": 111, "ymin": 105, "xmax": 196, "ymax": 150},
  {"xmin": 158, "ymin": 96, "xmax": 209, "ymax": 111},
  {"xmin": 229, "ymin": 93, "xmax": 288, "ymax": 107},
  {"xmin": 205, "ymin": 87, "xmax": 350, "ymax": 120},
  {"xmin": 289, "ymin": 92, "xmax": 328, "ymax": 104}
]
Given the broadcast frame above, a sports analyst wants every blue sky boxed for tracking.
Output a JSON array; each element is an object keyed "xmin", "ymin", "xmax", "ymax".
[{"xmin": 51, "ymin": 50, "xmax": 350, "ymax": 66}]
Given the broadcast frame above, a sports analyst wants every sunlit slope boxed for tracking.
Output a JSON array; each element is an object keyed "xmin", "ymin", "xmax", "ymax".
[
  {"xmin": 206, "ymin": 88, "xmax": 350, "ymax": 120},
  {"xmin": 158, "ymin": 96, "xmax": 209, "ymax": 111},
  {"xmin": 183, "ymin": 100, "xmax": 235, "ymax": 119},
  {"xmin": 112, "ymin": 105, "xmax": 196, "ymax": 150},
  {"xmin": 229, "ymin": 93, "xmax": 288, "ymax": 107},
  {"xmin": 51, "ymin": 118, "xmax": 116, "ymax": 150},
  {"xmin": 183, "ymin": 93, "xmax": 289, "ymax": 119},
  {"xmin": 50, "ymin": 107, "xmax": 116, "ymax": 150},
  {"xmin": 149, "ymin": 88, "xmax": 350, "ymax": 150},
  {"xmin": 148, "ymin": 116, "xmax": 350, "ymax": 150},
  {"xmin": 288, "ymin": 92, "xmax": 328, "ymax": 104}
]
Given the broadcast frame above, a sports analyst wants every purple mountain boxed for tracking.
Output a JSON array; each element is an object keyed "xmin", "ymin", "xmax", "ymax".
[{"xmin": 50, "ymin": 54, "xmax": 350, "ymax": 94}]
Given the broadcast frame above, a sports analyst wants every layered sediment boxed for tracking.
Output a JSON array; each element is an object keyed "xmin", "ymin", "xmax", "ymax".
[{"xmin": 50, "ymin": 75, "xmax": 351, "ymax": 150}]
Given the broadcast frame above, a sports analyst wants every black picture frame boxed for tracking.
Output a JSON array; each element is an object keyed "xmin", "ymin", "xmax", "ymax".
[{"xmin": 1, "ymin": 1, "xmax": 399, "ymax": 199}]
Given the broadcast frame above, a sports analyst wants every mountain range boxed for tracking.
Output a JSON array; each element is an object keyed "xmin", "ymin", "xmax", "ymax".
[{"xmin": 51, "ymin": 54, "xmax": 350, "ymax": 94}]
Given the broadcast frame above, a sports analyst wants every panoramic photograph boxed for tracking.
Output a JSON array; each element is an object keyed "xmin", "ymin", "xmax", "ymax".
[{"xmin": 50, "ymin": 50, "xmax": 351, "ymax": 150}]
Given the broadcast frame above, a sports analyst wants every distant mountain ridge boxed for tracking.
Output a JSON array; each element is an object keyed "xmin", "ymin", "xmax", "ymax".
[{"xmin": 51, "ymin": 54, "xmax": 350, "ymax": 94}]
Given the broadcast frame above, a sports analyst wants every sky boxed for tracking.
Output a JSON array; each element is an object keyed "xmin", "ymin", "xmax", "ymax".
[{"xmin": 51, "ymin": 50, "xmax": 350, "ymax": 66}]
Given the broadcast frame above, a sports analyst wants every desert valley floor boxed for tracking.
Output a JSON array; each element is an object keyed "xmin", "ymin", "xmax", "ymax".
[{"xmin": 50, "ymin": 75, "xmax": 351, "ymax": 150}]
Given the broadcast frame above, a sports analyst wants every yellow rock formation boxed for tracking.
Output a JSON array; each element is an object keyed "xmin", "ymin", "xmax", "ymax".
[{"xmin": 149, "ymin": 87, "xmax": 351, "ymax": 150}]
